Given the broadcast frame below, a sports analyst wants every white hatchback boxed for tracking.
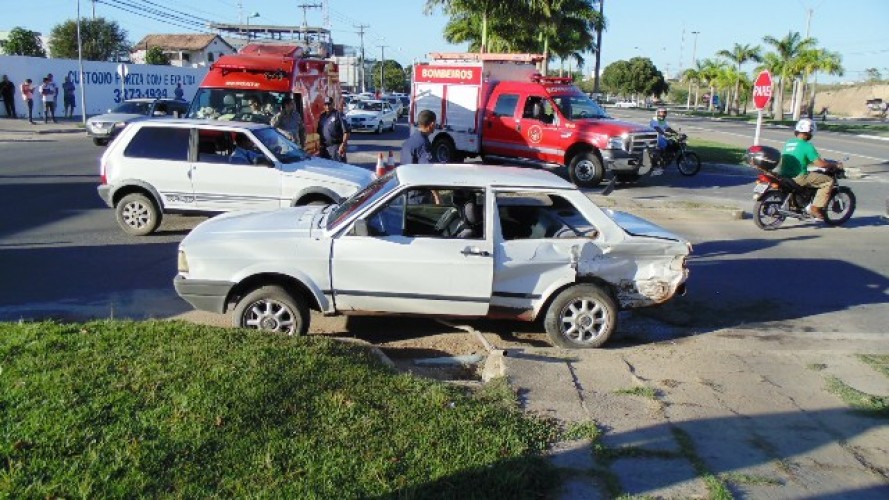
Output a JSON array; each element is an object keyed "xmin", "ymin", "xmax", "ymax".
[
  {"xmin": 174, "ymin": 164, "xmax": 691, "ymax": 348},
  {"xmin": 346, "ymin": 100, "xmax": 398, "ymax": 133},
  {"xmin": 98, "ymin": 119, "xmax": 374, "ymax": 235}
]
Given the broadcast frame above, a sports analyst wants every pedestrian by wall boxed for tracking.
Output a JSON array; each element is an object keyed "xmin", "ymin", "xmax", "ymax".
[
  {"xmin": 0, "ymin": 75, "xmax": 16, "ymax": 118},
  {"xmin": 20, "ymin": 78, "xmax": 35, "ymax": 124},
  {"xmin": 62, "ymin": 76, "xmax": 76, "ymax": 118},
  {"xmin": 39, "ymin": 77, "xmax": 57, "ymax": 124}
]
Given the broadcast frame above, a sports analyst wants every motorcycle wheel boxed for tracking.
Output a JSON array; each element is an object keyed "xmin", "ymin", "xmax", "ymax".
[
  {"xmin": 677, "ymin": 151, "xmax": 702, "ymax": 176},
  {"xmin": 753, "ymin": 191, "xmax": 786, "ymax": 230},
  {"xmin": 823, "ymin": 187, "xmax": 856, "ymax": 226}
]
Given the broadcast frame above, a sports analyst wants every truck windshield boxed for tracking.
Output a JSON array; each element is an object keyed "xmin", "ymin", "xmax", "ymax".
[
  {"xmin": 253, "ymin": 127, "xmax": 309, "ymax": 164},
  {"xmin": 187, "ymin": 88, "xmax": 287, "ymax": 124},
  {"xmin": 552, "ymin": 95, "xmax": 610, "ymax": 120}
]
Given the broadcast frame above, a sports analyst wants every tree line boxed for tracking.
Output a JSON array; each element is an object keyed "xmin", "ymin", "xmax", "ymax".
[{"xmin": 1, "ymin": 20, "xmax": 168, "ymax": 65}]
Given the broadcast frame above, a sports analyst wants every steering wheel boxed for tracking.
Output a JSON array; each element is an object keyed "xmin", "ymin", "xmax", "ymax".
[
  {"xmin": 578, "ymin": 110, "xmax": 589, "ymax": 118},
  {"xmin": 434, "ymin": 207, "xmax": 460, "ymax": 235}
]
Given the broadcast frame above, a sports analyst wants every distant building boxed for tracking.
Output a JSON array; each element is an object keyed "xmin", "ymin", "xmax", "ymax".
[{"xmin": 131, "ymin": 34, "xmax": 235, "ymax": 67}]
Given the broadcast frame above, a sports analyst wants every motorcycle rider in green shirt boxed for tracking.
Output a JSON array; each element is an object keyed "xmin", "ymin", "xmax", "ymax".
[{"xmin": 780, "ymin": 118, "xmax": 843, "ymax": 220}]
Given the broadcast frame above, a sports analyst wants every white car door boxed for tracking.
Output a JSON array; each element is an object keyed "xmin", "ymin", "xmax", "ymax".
[
  {"xmin": 331, "ymin": 187, "xmax": 493, "ymax": 315},
  {"xmin": 191, "ymin": 129, "xmax": 283, "ymax": 212}
]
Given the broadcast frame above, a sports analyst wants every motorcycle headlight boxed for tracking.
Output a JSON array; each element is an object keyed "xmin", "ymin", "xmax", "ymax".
[{"xmin": 606, "ymin": 134, "xmax": 628, "ymax": 151}]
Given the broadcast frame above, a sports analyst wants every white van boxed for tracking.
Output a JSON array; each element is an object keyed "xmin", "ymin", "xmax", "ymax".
[{"xmin": 97, "ymin": 119, "xmax": 374, "ymax": 235}]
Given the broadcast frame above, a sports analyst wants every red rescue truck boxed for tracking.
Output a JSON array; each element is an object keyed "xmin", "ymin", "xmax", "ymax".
[
  {"xmin": 410, "ymin": 53, "xmax": 657, "ymax": 187},
  {"xmin": 187, "ymin": 43, "xmax": 339, "ymax": 154}
]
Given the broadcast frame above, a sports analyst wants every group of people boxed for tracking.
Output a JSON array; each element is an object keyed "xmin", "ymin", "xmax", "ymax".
[
  {"xmin": 0, "ymin": 73, "xmax": 77, "ymax": 124},
  {"xmin": 651, "ymin": 107, "xmax": 842, "ymax": 221}
]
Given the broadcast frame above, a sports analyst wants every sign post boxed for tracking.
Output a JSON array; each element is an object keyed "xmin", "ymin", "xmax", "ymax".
[{"xmin": 752, "ymin": 70, "xmax": 773, "ymax": 145}]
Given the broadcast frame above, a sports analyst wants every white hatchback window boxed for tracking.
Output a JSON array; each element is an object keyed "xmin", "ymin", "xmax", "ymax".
[{"xmin": 497, "ymin": 192, "xmax": 598, "ymax": 240}]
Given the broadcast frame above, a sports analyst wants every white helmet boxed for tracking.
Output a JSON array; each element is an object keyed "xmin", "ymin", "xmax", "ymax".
[{"xmin": 795, "ymin": 118, "xmax": 816, "ymax": 135}]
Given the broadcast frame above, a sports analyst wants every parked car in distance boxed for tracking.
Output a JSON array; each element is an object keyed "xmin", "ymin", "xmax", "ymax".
[
  {"xmin": 381, "ymin": 95, "xmax": 404, "ymax": 117},
  {"xmin": 346, "ymin": 99, "xmax": 398, "ymax": 133},
  {"xmin": 87, "ymin": 98, "xmax": 189, "ymax": 146},
  {"xmin": 613, "ymin": 100, "xmax": 639, "ymax": 108},
  {"xmin": 97, "ymin": 119, "xmax": 374, "ymax": 236},
  {"xmin": 174, "ymin": 164, "xmax": 691, "ymax": 349}
]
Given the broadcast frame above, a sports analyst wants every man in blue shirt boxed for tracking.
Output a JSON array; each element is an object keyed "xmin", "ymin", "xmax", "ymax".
[{"xmin": 400, "ymin": 109, "xmax": 436, "ymax": 164}]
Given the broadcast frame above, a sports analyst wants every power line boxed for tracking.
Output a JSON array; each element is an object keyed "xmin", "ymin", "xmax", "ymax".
[
  {"xmin": 97, "ymin": 0, "xmax": 209, "ymax": 33},
  {"xmin": 101, "ymin": 0, "xmax": 207, "ymax": 29}
]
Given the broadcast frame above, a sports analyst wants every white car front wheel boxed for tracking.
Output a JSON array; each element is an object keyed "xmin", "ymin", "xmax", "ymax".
[{"xmin": 232, "ymin": 285, "xmax": 309, "ymax": 336}]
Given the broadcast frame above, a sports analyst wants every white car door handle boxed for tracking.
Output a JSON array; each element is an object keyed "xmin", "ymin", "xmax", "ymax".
[{"xmin": 461, "ymin": 246, "xmax": 491, "ymax": 257}]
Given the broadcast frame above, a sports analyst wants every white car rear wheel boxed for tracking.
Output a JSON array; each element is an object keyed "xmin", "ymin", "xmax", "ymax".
[{"xmin": 544, "ymin": 284, "xmax": 617, "ymax": 348}]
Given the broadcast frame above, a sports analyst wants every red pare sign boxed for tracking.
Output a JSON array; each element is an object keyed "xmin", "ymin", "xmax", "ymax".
[{"xmin": 753, "ymin": 71, "xmax": 773, "ymax": 110}]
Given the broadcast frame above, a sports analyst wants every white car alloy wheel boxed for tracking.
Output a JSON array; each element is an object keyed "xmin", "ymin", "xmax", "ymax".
[
  {"xmin": 232, "ymin": 285, "xmax": 309, "ymax": 336},
  {"xmin": 115, "ymin": 193, "xmax": 161, "ymax": 236},
  {"xmin": 544, "ymin": 284, "xmax": 617, "ymax": 348}
]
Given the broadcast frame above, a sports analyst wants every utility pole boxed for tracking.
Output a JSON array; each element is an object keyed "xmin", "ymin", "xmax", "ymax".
[
  {"xmin": 297, "ymin": 2, "xmax": 321, "ymax": 27},
  {"xmin": 355, "ymin": 24, "xmax": 369, "ymax": 93},
  {"xmin": 379, "ymin": 45, "xmax": 388, "ymax": 94},
  {"xmin": 592, "ymin": 0, "xmax": 604, "ymax": 93}
]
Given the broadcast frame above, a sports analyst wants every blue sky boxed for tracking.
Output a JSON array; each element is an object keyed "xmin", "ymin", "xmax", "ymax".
[{"xmin": 6, "ymin": 0, "xmax": 888, "ymax": 82}]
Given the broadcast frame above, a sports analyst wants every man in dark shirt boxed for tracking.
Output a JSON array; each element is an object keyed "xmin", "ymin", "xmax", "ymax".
[
  {"xmin": 400, "ymin": 109, "xmax": 436, "ymax": 164},
  {"xmin": 317, "ymin": 96, "xmax": 350, "ymax": 162}
]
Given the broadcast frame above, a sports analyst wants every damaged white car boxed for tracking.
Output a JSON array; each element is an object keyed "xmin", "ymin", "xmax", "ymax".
[{"xmin": 174, "ymin": 164, "xmax": 691, "ymax": 348}]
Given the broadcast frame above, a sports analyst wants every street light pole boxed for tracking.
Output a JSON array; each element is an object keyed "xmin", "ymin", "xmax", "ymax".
[
  {"xmin": 690, "ymin": 31, "xmax": 700, "ymax": 67},
  {"xmin": 379, "ymin": 45, "xmax": 388, "ymax": 95},
  {"xmin": 592, "ymin": 0, "xmax": 604, "ymax": 93},
  {"xmin": 77, "ymin": 0, "xmax": 87, "ymax": 124}
]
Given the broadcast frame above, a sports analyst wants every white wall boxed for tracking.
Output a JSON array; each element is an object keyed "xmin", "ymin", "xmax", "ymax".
[{"xmin": 0, "ymin": 55, "xmax": 208, "ymax": 116}]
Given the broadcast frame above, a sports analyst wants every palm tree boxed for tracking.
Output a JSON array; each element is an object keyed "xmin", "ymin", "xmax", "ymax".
[
  {"xmin": 698, "ymin": 59, "xmax": 726, "ymax": 113},
  {"xmin": 530, "ymin": 0, "xmax": 603, "ymax": 74},
  {"xmin": 716, "ymin": 43, "xmax": 762, "ymax": 115},
  {"xmin": 425, "ymin": 0, "xmax": 519, "ymax": 54},
  {"xmin": 681, "ymin": 66, "xmax": 701, "ymax": 110},
  {"xmin": 798, "ymin": 49, "xmax": 844, "ymax": 118},
  {"xmin": 762, "ymin": 31, "xmax": 815, "ymax": 119}
]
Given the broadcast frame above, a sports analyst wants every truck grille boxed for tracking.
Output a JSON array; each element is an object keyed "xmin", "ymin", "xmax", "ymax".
[{"xmin": 626, "ymin": 132, "xmax": 658, "ymax": 154}]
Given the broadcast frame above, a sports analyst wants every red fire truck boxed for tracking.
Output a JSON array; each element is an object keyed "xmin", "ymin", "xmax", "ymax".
[
  {"xmin": 410, "ymin": 53, "xmax": 657, "ymax": 187},
  {"xmin": 187, "ymin": 43, "xmax": 339, "ymax": 154}
]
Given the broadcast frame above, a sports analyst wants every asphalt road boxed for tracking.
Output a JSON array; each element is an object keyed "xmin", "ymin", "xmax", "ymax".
[{"xmin": 0, "ymin": 119, "xmax": 887, "ymax": 343}]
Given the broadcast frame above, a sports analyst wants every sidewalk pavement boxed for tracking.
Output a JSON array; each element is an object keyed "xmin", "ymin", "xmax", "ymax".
[
  {"xmin": 0, "ymin": 116, "xmax": 85, "ymax": 142},
  {"xmin": 485, "ymin": 330, "xmax": 889, "ymax": 499}
]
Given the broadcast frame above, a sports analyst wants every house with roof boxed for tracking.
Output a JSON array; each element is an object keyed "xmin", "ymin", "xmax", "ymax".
[{"xmin": 131, "ymin": 34, "xmax": 236, "ymax": 67}]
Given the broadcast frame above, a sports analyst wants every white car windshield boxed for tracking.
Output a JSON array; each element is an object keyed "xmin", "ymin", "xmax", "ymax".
[
  {"xmin": 355, "ymin": 101, "xmax": 383, "ymax": 112},
  {"xmin": 327, "ymin": 172, "xmax": 399, "ymax": 230},
  {"xmin": 112, "ymin": 102, "xmax": 152, "ymax": 115},
  {"xmin": 253, "ymin": 127, "xmax": 309, "ymax": 163}
]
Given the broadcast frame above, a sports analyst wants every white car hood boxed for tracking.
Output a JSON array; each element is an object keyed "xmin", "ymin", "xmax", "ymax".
[
  {"xmin": 188, "ymin": 206, "xmax": 323, "ymax": 241},
  {"xmin": 346, "ymin": 110, "xmax": 380, "ymax": 119},
  {"xmin": 607, "ymin": 210, "xmax": 686, "ymax": 242},
  {"xmin": 88, "ymin": 113, "xmax": 146, "ymax": 124},
  {"xmin": 281, "ymin": 158, "xmax": 374, "ymax": 187}
]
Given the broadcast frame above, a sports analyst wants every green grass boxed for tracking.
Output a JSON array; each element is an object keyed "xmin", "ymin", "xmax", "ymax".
[
  {"xmin": 686, "ymin": 138, "xmax": 748, "ymax": 165},
  {"xmin": 671, "ymin": 427, "xmax": 733, "ymax": 500},
  {"xmin": 859, "ymin": 354, "xmax": 889, "ymax": 377},
  {"xmin": 0, "ymin": 320, "xmax": 558, "ymax": 498},
  {"xmin": 822, "ymin": 354, "xmax": 889, "ymax": 418},
  {"xmin": 614, "ymin": 386, "xmax": 659, "ymax": 400}
]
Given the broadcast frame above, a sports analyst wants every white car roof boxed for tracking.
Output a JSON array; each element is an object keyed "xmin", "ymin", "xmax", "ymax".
[
  {"xmin": 395, "ymin": 163, "xmax": 576, "ymax": 190},
  {"xmin": 131, "ymin": 118, "xmax": 270, "ymax": 130}
]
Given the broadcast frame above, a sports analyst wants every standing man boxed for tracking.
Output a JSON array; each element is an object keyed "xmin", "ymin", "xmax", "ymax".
[
  {"xmin": 39, "ymin": 77, "xmax": 58, "ymax": 124},
  {"xmin": 62, "ymin": 76, "xmax": 76, "ymax": 118},
  {"xmin": 400, "ymin": 109, "xmax": 436, "ymax": 164},
  {"xmin": 779, "ymin": 118, "xmax": 843, "ymax": 220},
  {"xmin": 317, "ymin": 96, "xmax": 350, "ymax": 162},
  {"xmin": 174, "ymin": 83, "xmax": 184, "ymax": 100},
  {"xmin": 20, "ymin": 78, "xmax": 35, "ymax": 124},
  {"xmin": 271, "ymin": 97, "xmax": 306, "ymax": 149},
  {"xmin": 0, "ymin": 75, "xmax": 16, "ymax": 118}
]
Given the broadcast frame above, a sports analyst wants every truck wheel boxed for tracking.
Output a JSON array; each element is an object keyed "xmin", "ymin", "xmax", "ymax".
[
  {"xmin": 232, "ymin": 285, "xmax": 309, "ymax": 336},
  {"xmin": 93, "ymin": 138, "xmax": 108, "ymax": 147},
  {"xmin": 568, "ymin": 153, "xmax": 604, "ymax": 188},
  {"xmin": 115, "ymin": 193, "xmax": 162, "ymax": 236},
  {"xmin": 432, "ymin": 136, "xmax": 463, "ymax": 163},
  {"xmin": 544, "ymin": 284, "xmax": 617, "ymax": 349}
]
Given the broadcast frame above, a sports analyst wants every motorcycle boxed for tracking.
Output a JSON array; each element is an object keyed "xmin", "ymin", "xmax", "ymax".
[
  {"xmin": 649, "ymin": 132, "xmax": 702, "ymax": 176},
  {"xmin": 745, "ymin": 145, "xmax": 856, "ymax": 229}
]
